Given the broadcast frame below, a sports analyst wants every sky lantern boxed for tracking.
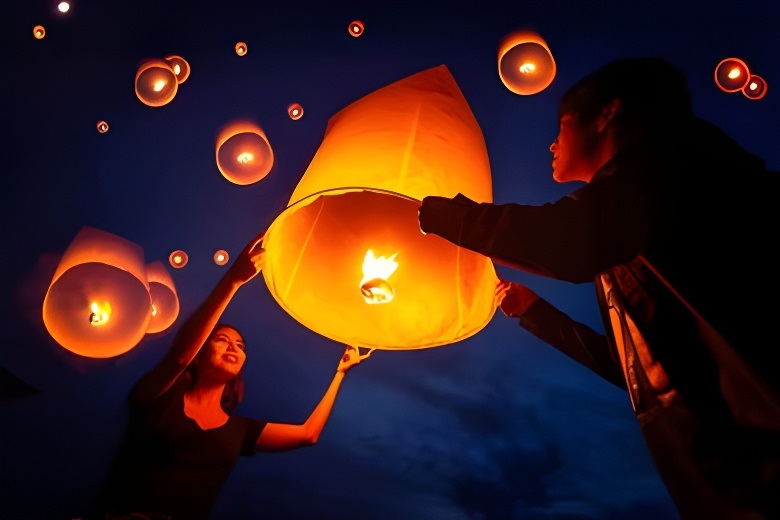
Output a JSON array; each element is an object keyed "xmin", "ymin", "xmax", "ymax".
[
  {"xmin": 742, "ymin": 74, "xmax": 767, "ymax": 100},
  {"xmin": 164, "ymin": 55, "xmax": 191, "ymax": 84},
  {"xmin": 134, "ymin": 58, "xmax": 178, "ymax": 107},
  {"xmin": 261, "ymin": 64, "xmax": 500, "ymax": 350},
  {"xmin": 42, "ymin": 226, "xmax": 152, "ymax": 358},
  {"xmin": 213, "ymin": 249, "xmax": 229, "ymax": 266},
  {"xmin": 498, "ymin": 30, "xmax": 556, "ymax": 95},
  {"xmin": 288, "ymin": 103, "xmax": 304, "ymax": 120},
  {"xmin": 168, "ymin": 250, "xmax": 188, "ymax": 269},
  {"xmin": 235, "ymin": 42, "xmax": 248, "ymax": 56},
  {"xmin": 145, "ymin": 261, "xmax": 179, "ymax": 334},
  {"xmin": 96, "ymin": 120, "xmax": 109, "ymax": 133},
  {"xmin": 215, "ymin": 119, "xmax": 274, "ymax": 185},
  {"xmin": 714, "ymin": 57, "xmax": 750, "ymax": 93},
  {"xmin": 348, "ymin": 20, "xmax": 364, "ymax": 37},
  {"xmin": 33, "ymin": 25, "xmax": 45, "ymax": 39}
]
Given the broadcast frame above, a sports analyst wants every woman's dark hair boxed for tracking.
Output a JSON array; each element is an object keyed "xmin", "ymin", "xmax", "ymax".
[{"xmin": 188, "ymin": 323, "xmax": 246, "ymax": 414}]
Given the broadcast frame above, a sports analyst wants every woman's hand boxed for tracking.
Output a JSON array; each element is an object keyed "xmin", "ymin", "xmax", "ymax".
[
  {"xmin": 229, "ymin": 229, "xmax": 267, "ymax": 285},
  {"xmin": 496, "ymin": 277, "xmax": 539, "ymax": 318},
  {"xmin": 337, "ymin": 345, "xmax": 375, "ymax": 374}
]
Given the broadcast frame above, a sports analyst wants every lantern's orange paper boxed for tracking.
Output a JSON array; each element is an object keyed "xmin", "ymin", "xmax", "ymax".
[
  {"xmin": 145, "ymin": 260, "xmax": 179, "ymax": 334},
  {"xmin": 262, "ymin": 64, "xmax": 499, "ymax": 350}
]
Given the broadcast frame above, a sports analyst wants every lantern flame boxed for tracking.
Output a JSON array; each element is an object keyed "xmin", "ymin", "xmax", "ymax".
[
  {"xmin": 360, "ymin": 250, "xmax": 398, "ymax": 304},
  {"xmin": 519, "ymin": 62, "xmax": 536, "ymax": 74},
  {"xmin": 153, "ymin": 80, "xmax": 167, "ymax": 92},
  {"xmin": 728, "ymin": 68, "xmax": 741, "ymax": 79},
  {"xmin": 151, "ymin": 304, "xmax": 158, "ymax": 317},
  {"xmin": 89, "ymin": 301, "xmax": 111, "ymax": 326},
  {"xmin": 237, "ymin": 152, "xmax": 254, "ymax": 164}
]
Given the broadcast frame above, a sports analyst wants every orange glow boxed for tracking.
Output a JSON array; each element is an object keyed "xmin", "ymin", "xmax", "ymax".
[
  {"xmin": 213, "ymin": 249, "xmax": 229, "ymax": 266},
  {"xmin": 714, "ymin": 57, "xmax": 750, "ymax": 93},
  {"xmin": 33, "ymin": 25, "xmax": 46, "ymax": 39},
  {"xmin": 164, "ymin": 55, "xmax": 191, "ymax": 84},
  {"xmin": 348, "ymin": 20, "xmax": 364, "ymax": 37},
  {"xmin": 168, "ymin": 250, "xmax": 188, "ymax": 269},
  {"xmin": 145, "ymin": 261, "xmax": 179, "ymax": 334},
  {"xmin": 742, "ymin": 74, "xmax": 767, "ymax": 100},
  {"xmin": 96, "ymin": 120, "xmax": 109, "ymax": 133},
  {"xmin": 262, "ymin": 65, "xmax": 499, "ymax": 350},
  {"xmin": 42, "ymin": 227, "xmax": 152, "ymax": 358},
  {"xmin": 360, "ymin": 250, "xmax": 399, "ymax": 304},
  {"xmin": 135, "ymin": 58, "xmax": 178, "ymax": 107},
  {"xmin": 215, "ymin": 119, "xmax": 274, "ymax": 185},
  {"xmin": 288, "ymin": 103, "xmax": 304, "ymax": 120},
  {"xmin": 235, "ymin": 42, "xmax": 248, "ymax": 56},
  {"xmin": 498, "ymin": 30, "xmax": 556, "ymax": 95}
]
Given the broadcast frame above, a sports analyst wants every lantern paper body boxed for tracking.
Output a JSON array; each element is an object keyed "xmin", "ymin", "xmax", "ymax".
[
  {"xmin": 262, "ymin": 64, "xmax": 499, "ymax": 350},
  {"xmin": 135, "ymin": 59, "xmax": 178, "ymax": 107},
  {"xmin": 714, "ymin": 58, "xmax": 750, "ymax": 93},
  {"xmin": 42, "ymin": 227, "xmax": 152, "ymax": 358},
  {"xmin": 165, "ymin": 55, "xmax": 191, "ymax": 84},
  {"xmin": 216, "ymin": 120, "xmax": 274, "ymax": 185},
  {"xmin": 498, "ymin": 31, "xmax": 556, "ymax": 95},
  {"xmin": 743, "ymin": 75, "xmax": 767, "ymax": 100},
  {"xmin": 145, "ymin": 261, "xmax": 179, "ymax": 334}
]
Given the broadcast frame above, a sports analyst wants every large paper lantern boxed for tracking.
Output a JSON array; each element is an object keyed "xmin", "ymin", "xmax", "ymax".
[
  {"xmin": 145, "ymin": 261, "xmax": 179, "ymax": 334},
  {"xmin": 262, "ymin": 64, "xmax": 500, "ymax": 350},
  {"xmin": 42, "ymin": 226, "xmax": 152, "ymax": 358},
  {"xmin": 215, "ymin": 119, "xmax": 274, "ymax": 185},
  {"xmin": 135, "ymin": 58, "xmax": 179, "ymax": 107},
  {"xmin": 498, "ymin": 30, "xmax": 556, "ymax": 95},
  {"xmin": 714, "ymin": 57, "xmax": 750, "ymax": 93}
]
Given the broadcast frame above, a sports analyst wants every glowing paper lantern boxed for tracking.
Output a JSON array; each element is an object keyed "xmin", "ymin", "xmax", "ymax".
[
  {"xmin": 96, "ymin": 120, "xmax": 109, "ymax": 133},
  {"xmin": 42, "ymin": 226, "xmax": 152, "ymax": 358},
  {"xmin": 215, "ymin": 119, "xmax": 274, "ymax": 185},
  {"xmin": 213, "ymin": 249, "xmax": 229, "ymax": 266},
  {"xmin": 145, "ymin": 261, "xmax": 179, "ymax": 334},
  {"xmin": 164, "ymin": 55, "xmax": 191, "ymax": 84},
  {"xmin": 288, "ymin": 103, "xmax": 304, "ymax": 120},
  {"xmin": 262, "ymin": 64, "xmax": 500, "ymax": 350},
  {"xmin": 58, "ymin": 2, "xmax": 70, "ymax": 13},
  {"xmin": 235, "ymin": 42, "xmax": 248, "ymax": 56},
  {"xmin": 742, "ymin": 74, "xmax": 767, "ymax": 100},
  {"xmin": 714, "ymin": 58, "xmax": 750, "ymax": 93},
  {"xmin": 168, "ymin": 250, "xmax": 188, "ymax": 269},
  {"xmin": 498, "ymin": 30, "xmax": 556, "ymax": 95},
  {"xmin": 135, "ymin": 58, "xmax": 178, "ymax": 107},
  {"xmin": 348, "ymin": 20, "xmax": 364, "ymax": 37},
  {"xmin": 33, "ymin": 25, "xmax": 46, "ymax": 39}
]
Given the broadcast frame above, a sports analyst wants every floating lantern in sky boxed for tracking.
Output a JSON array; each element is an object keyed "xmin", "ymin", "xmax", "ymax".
[
  {"xmin": 215, "ymin": 119, "xmax": 274, "ymax": 185},
  {"xmin": 164, "ymin": 55, "xmax": 191, "ymax": 84},
  {"xmin": 213, "ymin": 249, "xmax": 229, "ymax": 266},
  {"xmin": 42, "ymin": 226, "xmax": 152, "ymax": 358},
  {"xmin": 348, "ymin": 20, "xmax": 364, "ymax": 37},
  {"xmin": 168, "ymin": 250, "xmax": 188, "ymax": 269},
  {"xmin": 33, "ymin": 25, "xmax": 45, "ymax": 39},
  {"xmin": 261, "ymin": 64, "xmax": 500, "ymax": 350},
  {"xmin": 145, "ymin": 261, "xmax": 179, "ymax": 334},
  {"xmin": 714, "ymin": 57, "xmax": 750, "ymax": 93},
  {"xmin": 498, "ymin": 30, "xmax": 556, "ymax": 95},
  {"xmin": 96, "ymin": 120, "xmax": 109, "ymax": 133},
  {"xmin": 742, "ymin": 74, "xmax": 767, "ymax": 100},
  {"xmin": 288, "ymin": 103, "xmax": 304, "ymax": 120},
  {"xmin": 135, "ymin": 58, "xmax": 178, "ymax": 107},
  {"xmin": 235, "ymin": 42, "xmax": 248, "ymax": 56},
  {"xmin": 57, "ymin": 2, "xmax": 70, "ymax": 13}
]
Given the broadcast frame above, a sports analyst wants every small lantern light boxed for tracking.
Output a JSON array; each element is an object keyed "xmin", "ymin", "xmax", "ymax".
[
  {"xmin": 213, "ymin": 250, "xmax": 229, "ymax": 266},
  {"xmin": 145, "ymin": 261, "xmax": 179, "ymax": 334},
  {"xmin": 168, "ymin": 250, "xmax": 188, "ymax": 269},
  {"xmin": 57, "ymin": 2, "xmax": 70, "ymax": 13},
  {"xmin": 42, "ymin": 226, "xmax": 152, "ymax": 358},
  {"xmin": 714, "ymin": 57, "xmax": 750, "ymax": 93},
  {"xmin": 348, "ymin": 20, "xmax": 364, "ymax": 38},
  {"xmin": 135, "ymin": 58, "xmax": 179, "ymax": 107},
  {"xmin": 742, "ymin": 74, "xmax": 767, "ymax": 100},
  {"xmin": 215, "ymin": 119, "xmax": 274, "ymax": 185},
  {"xmin": 288, "ymin": 103, "xmax": 304, "ymax": 120},
  {"xmin": 498, "ymin": 30, "xmax": 556, "ymax": 96},
  {"xmin": 164, "ymin": 55, "xmax": 191, "ymax": 84},
  {"xmin": 96, "ymin": 120, "xmax": 109, "ymax": 133},
  {"xmin": 235, "ymin": 42, "xmax": 248, "ymax": 56},
  {"xmin": 33, "ymin": 25, "xmax": 46, "ymax": 39}
]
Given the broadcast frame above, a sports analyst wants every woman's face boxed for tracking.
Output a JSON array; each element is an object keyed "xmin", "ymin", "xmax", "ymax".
[
  {"xmin": 202, "ymin": 326, "xmax": 246, "ymax": 378},
  {"xmin": 549, "ymin": 112, "xmax": 602, "ymax": 184}
]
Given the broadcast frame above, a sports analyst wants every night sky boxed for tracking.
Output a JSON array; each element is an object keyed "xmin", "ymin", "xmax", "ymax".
[{"xmin": 2, "ymin": 1, "xmax": 778, "ymax": 519}]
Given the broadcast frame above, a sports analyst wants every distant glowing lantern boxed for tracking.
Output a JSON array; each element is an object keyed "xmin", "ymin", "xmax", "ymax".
[
  {"xmin": 262, "ymin": 64, "xmax": 500, "ymax": 350},
  {"xmin": 742, "ymin": 74, "xmax": 767, "ymax": 100},
  {"xmin": 235, "ymin": 42, "xmax": 248, "ymax": 56},
  {"xmin": 213, "ymin": 249, "xmax": 229, "ymax": 266},
  {"xmin": 58, "ymin": 2, "xmax": 70, "ymax": 13},
  {"xmin": 168, "ymin": 250, "xmax": 188, "ymax": 269},
  {"xmin": 134, "ymin": 58, "xmax": 178, "ymax": 107},
  {"xmin": 498, "ymin": 30, "xmax": 556, "ymax": 95},
  {"xmin": 288, "ymin": 103, "xmax": 304, "ymax": 120},
  {"xmin": 714, "ymin": 57, "xmax": 750, "ymax": 93},
  {"xmin": 42, "ymin": 226, "xmax": 152, "ymax": 358},
  {"xmin": 33, "ymin": 25, "xmax": 46, "ymax": 39},
  {"xmin": 96, "ymin": 120, "xmax": 109, "ymax": 133},
  {"xmin": 145, "ymin": 261, "xmax": 179, "ymax": 334},
  {"xmin": 348, "ymin": 20, "xmax": 364, "ymax": 37},
  {"xmin": 215, "ymin": 119, "xmax": 274, "ymax": 185},
  {"xmin": 164, "ymin": 55, "xmax": 191, "ymax": 84}
]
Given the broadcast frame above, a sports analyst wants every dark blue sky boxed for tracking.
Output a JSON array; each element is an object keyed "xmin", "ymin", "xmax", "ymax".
[{"xmin": 2, "ymin": 1, "xmax": 778, "ymax": 519}]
